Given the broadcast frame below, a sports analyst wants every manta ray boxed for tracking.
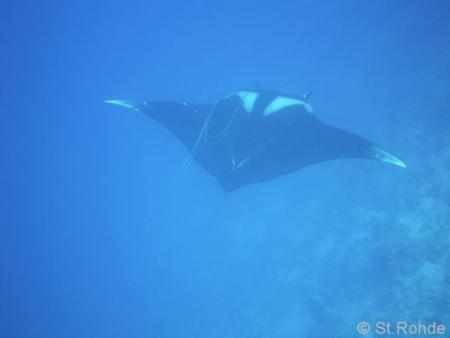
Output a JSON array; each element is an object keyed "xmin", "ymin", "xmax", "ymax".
[{"xmin": 106, "ymin": 89, "xmax": 406, "ymax": 191}]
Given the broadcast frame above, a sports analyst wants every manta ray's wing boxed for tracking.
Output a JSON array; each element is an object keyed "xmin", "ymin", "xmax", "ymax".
[
  {"xmin": 105, "ymin": 99, "xmax": 212, "ymax": 150},
  {"xmin": 213, "ymin": 101, "xmax": 406, "ymax": 191},
  {"xmin": 105, "ymin": 99, "xmax": 236, "ymax": 182}
]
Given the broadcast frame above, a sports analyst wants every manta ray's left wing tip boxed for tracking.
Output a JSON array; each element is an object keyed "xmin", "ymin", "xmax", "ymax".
[{"xmin": 104, "ymin": 100, "xmax": 137, "ymax": 109}]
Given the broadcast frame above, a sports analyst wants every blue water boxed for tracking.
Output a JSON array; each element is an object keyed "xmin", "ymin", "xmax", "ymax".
[{"xmin": 2, "ymin": 1, "xmax": 450, "ymax": 337}]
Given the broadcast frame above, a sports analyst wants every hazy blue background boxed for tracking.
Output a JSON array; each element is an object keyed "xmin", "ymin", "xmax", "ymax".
[{"xmin": 2, "ymin": 1, "xmax": 450, "ymax": 337}]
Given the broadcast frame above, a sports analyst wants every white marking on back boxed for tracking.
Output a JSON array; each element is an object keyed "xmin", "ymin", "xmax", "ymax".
[
  {"xmin": 227, "ymin": 91, "xmax": 259, "ymax": 113},
  {"xmin": 264, "ymin": 96, "xmax": 313, "ymax": 115}
]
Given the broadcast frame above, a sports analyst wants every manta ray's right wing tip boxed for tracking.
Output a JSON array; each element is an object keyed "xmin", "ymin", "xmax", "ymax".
[{"xmin": 371, "ymin": 145, "xmax": 407, "ymax": 168}]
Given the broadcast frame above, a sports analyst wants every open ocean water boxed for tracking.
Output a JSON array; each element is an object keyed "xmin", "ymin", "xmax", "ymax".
[{"xmin": 2, "ymin": 1, "xmax": 450, "ymax": 337}]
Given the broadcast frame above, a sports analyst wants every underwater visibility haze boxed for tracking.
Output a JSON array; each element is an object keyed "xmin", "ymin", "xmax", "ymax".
[{"xmin": 2, "ymin": 1, "xmax": 450, "ymax": 337}]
